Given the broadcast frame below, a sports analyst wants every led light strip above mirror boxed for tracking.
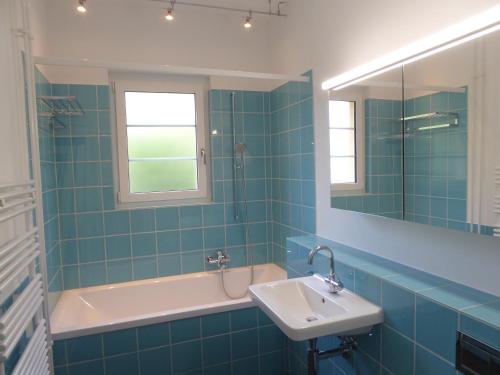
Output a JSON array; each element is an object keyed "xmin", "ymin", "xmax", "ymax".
[{"xmin": 322, "ymin": 5, "xmax": 500, "ymax": 91}]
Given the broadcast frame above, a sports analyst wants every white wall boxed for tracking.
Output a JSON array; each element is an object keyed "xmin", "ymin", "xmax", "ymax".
[
  {"xmin": 29, "ymin": 0, "xmax": 278, "ymax": 91},
  {"xmin": 270, "ymin": 0, "xmax": 500, "ymax": 297}
]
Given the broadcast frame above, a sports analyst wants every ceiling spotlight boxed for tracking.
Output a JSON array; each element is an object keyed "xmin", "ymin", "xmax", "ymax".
[
  {"xmin": 165, "ymin": 8, "xmax": 174, "ymax": 21},
  {"xmin": 76, "ymin": 0, "xmax": 87, "ymax": 13},
  {"xmin": 244, "ymin": 11, "xmax": 252, "ymax": 28}
]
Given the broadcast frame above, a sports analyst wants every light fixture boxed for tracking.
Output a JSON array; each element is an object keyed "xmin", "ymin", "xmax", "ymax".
[
  {"xmin": 322, "ymin": 5, "xmax": 500, "ymax": 91},
  {"xmin": 244, "ymin": 11, "xmax": 252, "ymax": 29},
  {"xmin": 164, "ymin": 1, "xmax": 175, "ymax": 21},
  {"xmin": 76, "ymin": 0, "xmax": 87, "ymax": 13},
  {"xmin": 165, "ymin": 8, "xmax": 174, "ymax": 21}
]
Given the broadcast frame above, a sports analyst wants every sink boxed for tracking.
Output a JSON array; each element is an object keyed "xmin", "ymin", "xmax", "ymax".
[{"xmin": 249, "ymin": 274, "xmax": 383, "ymax": 341}]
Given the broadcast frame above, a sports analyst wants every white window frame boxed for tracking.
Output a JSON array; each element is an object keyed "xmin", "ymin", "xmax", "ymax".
[
  {"xmin": 329, "ymin": 90, "xmax": 365, "ymax": 194},
  {"xmin": 114, "ymin": 78, "xmax": 209, "ymax": 204}
]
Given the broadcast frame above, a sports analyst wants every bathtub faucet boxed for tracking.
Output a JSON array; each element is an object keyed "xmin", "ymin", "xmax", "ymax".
[{"xmin": 207, "ymin": 250, "xmax": 230, "ymax": 269}]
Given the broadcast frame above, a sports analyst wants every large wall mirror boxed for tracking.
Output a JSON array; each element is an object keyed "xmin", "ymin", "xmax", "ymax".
[{"xmin": 329, "ymin": 29, "xmax": 500, "ymax": 238}]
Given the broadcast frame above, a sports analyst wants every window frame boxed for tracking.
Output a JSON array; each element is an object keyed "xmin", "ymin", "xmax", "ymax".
[
  {"xmin": 114, "ymin": 78, "xmax": 209, "ymax": 205},
  {"xmin": 329, "ymin": 90, "xmax": 366, "ymax": 194}
]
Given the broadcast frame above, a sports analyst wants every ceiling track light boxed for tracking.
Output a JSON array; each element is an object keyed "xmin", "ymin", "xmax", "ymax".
[
  {"xmin": 76, "ymin": 0, "xmax": 87, "ymax": 13},
  {"xmin": 165, "ymin": 0, "xmax": 175, "ymax": 20},
  {"xmin": 244, "ymin": 11, "xmax": 252, "ymax": 29},
  {"xmin": 151, "ymin": 0, "xmax": 287, "ymax": 28}
]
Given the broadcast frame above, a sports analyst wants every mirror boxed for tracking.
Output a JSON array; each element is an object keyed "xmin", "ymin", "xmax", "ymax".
[
  {"xmin": 329, "ymin": 69, "xmax": 403, "ymax": 219},
  {"xmin": 329, "ymin": 30, "xmax": 500, "ymax": 237}
]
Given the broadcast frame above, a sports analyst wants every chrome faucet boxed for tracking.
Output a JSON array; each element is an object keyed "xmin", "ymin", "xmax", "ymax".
[
  {"xmin": 308, "ymin": 245, "xmax": 344, "ymax": 293},
  {"xmin": 207, "ymin": 250, "xmax": 230, "ymax": 269}
]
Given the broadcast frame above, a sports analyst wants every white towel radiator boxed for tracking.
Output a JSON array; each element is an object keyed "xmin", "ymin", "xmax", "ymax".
[{"xmin": 0, "ymin": 181, "xmax": 49, "ymax": 375}]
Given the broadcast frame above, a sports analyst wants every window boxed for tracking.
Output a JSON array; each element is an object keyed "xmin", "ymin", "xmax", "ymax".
[
  {"xmin": 115, "ymin": 79, "xmax": 208, "ymax": 204},
  {"xmin": 329, "ymin": 95, "xmax": 365, "ymax": 192}
]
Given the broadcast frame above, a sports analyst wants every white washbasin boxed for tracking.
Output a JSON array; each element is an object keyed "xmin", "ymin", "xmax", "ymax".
[{"xmin": 249, "ymin": 274, "xmax": 383, "ymax": 341}]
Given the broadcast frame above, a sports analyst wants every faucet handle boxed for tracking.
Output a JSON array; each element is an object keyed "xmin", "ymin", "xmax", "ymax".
[
  {"xmin": 324, "ymin": 272, "xmax": 344, "ymax": 294},
  {"xmin": 207, "ymin": 250, "xmax": 230, "ymax": 269}
]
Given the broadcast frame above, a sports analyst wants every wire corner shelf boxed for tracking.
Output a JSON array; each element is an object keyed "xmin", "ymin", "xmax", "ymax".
[{"xmin": 36, "ymin": 95, "xmax": 85, "ymax": 128}]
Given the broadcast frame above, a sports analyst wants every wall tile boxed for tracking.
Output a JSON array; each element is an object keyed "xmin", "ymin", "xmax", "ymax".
[
  {"xmin": 381, "ymin": 325, "xmax": 414, "ymax": 375},
  {"xmin": 133, "ymin": 256, "xmax": 157, "ymax": 280},
  {"xmin": 416, "ymin": 296, "xmax": 458, "ymax": 362},
  {"xmin": 231, "ymin": 329, "xmax": 258, "ymax": 360},
  {"xmin": 130, "ymin": 209, "xmax": 155, "ymax": 233},
  {"xmin": 107, "ymin": 259, "xmax": 132, "ymax": 283},
  {"xmin": 382, "ymin": 281, "xmax": 415, "ymax": 338},
  {"xmin": 105, "ymin": 353, "xmax": 139, "ymax": 375},
  {"xmin": 203, "ymin": 334, "xmax": 231, "ymax": 366},
  {"xmin": 172, "ymin": 341, "xmax": 202, "ymax": 373},
  {"xmin": 132, "ymin": 233, "xmax": 156, "ymax": 257},
  {"xmin": 202, "ymin": 312, "xmax": 230, "ymax": 337},
  {"xmin": 138, "ymin": 322, "xmax": 170, "ymax": 349},
  {"xmin": 415, "ymin": 346, "xmax": 455, "ymax": 375},
  {"xmin": 139, "ymin": 347, "xmax": 171, "ymax": 375},
  {"xmin": 171, "ymin": 317, "xmax": 201, "ymax": 343},
  {"xmin": 103, "ymin": 328, "xmax": 137, "ymax": 356},
  {"xmin": 66, "ymin": 334, "xmax": 102, "ymax": 363}
]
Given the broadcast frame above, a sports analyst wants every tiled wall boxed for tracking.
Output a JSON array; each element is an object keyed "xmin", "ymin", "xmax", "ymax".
[
  {"xmin": 404, "ymin": 91, "xmax": 468, "ymax": 230},
  {"xmin": 53, "ymin": 307, "xmax": 287, "ymax": 375},
  {"xmin": 331, "ymin": 91, "xmax": 469, "ymax": 232},
  {"xmin": 41, "ymin": 85, "xmax": 273, "ymax": 290},
  {"xmin": 269, "ymin": 71, "xmax": 316, "ymax": 266},
  {"xmin": 36, "ymin": 69, "xmax": 63, "ymax": 292},
  {"xmin": 37, "ymin": 72, "xmax": 316, "ymax": 290},
  {"xmin": 286, "ymin": 235, "xmax": 500, "ymax": 375},
  {"xmin": 331, "ymin": 98, "xmax": 403, "ymax": 219}
]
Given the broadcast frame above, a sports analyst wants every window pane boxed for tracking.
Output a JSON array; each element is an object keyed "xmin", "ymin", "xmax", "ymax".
[
  {"xmin": 125, "ymin": 92, "xmax": 196, "ymax": 126},
  {"xmin": 330, "ymin": 129, "xmax": 355, "ymax": 157},
  {"xmin": 329, "ymin": 100, "xmax": 355, "ymax": 129},
  {"xmin": 128, "ymin": 127, "xmax": 196, "ymax": 158},
  {"xmin": 331, "ymin": 157, "xmax": 356, "ymax": 184},
  {"xmin": 129, "ymin": 160, "xmax": 198, "ymax": 193}
]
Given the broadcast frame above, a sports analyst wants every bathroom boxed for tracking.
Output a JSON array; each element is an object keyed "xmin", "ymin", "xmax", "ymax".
[{"xmin": 0, "ymin": 0, "xmax": 499, "ymax": 374}]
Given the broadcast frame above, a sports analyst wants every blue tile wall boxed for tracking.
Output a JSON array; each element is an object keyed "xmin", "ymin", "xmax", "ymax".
[
  {"xmin": 404, "ymin": 91, "xmax": 468, "ymax": 229},
  {"xmin": 36, "ymin": 69, "xmax": 63, "ymax": 293},
  {"xmin": 53, "ymin": 307, "xmax": 287, "ymax": 375},
  {"xmin": 331, "ymin": 91, "xmax": 475, "ymax": 234},
  {"xmin": 269, "ymin": 71, "xmax": 316, "ymax": 267},
  {"xmin": 285, "ymin": 235, "xmax": 500, "ymax": 374},
  {"xmin": 37, "ymin": 71, "xmax": 317, "ymax": 290},
  {"xmin": 40, "ymin": 84, "xmax": 275, "ymax": 289},
  {"xmin": 331, "ymin": 98, "xmax": 403, "ymax": 220}
]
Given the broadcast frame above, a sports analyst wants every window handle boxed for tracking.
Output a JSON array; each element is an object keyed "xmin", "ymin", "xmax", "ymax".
[{"xmin": 200, "ymin": 148, "xmax": 206, "ymax": 165}]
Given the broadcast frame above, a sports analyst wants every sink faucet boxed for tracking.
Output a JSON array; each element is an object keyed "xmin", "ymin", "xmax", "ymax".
[{"xmin": 308, "ymin": 245, "xmax": 344, "ymax": 293}]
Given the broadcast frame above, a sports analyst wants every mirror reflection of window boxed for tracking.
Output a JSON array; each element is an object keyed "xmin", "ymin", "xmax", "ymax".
[
  {"xmin": 329, "ymin": 100, "xmax": 356, "ymax": 185},
  {"xmin": 329, "ymin": 95, "xmax": 365, "ymax": 194}
]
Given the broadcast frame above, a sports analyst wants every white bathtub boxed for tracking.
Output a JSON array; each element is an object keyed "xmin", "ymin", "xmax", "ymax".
[{"xmin": 50, "ymin": 263, "xmax": 286, "ymax": 340}]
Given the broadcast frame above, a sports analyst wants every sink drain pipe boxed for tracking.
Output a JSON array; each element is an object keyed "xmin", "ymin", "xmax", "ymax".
[{"xmin": 307, "ymin": 337, "xmax": 358, "ymax": 375}]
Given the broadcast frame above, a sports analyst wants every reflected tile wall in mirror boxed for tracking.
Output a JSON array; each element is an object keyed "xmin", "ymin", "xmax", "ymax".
[{"xmin": 329, "ymin": 30, "xmax": 500, "ymax": 238}]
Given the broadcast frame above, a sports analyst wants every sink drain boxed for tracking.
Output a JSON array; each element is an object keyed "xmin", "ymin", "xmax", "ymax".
[{"xmin": 306, "ymin": 316, "xmax": 318, "ymax": 322}]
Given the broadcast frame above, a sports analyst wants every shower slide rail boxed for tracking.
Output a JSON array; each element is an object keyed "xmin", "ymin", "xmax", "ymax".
[{"xmin": 0, "ymin": 181, "xmax": 49, "ymax": 375}]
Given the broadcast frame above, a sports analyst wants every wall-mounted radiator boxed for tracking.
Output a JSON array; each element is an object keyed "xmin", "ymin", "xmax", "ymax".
[{"xmin": 0, "ymin": 181, "xmax": 49, "ymax": 375}]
